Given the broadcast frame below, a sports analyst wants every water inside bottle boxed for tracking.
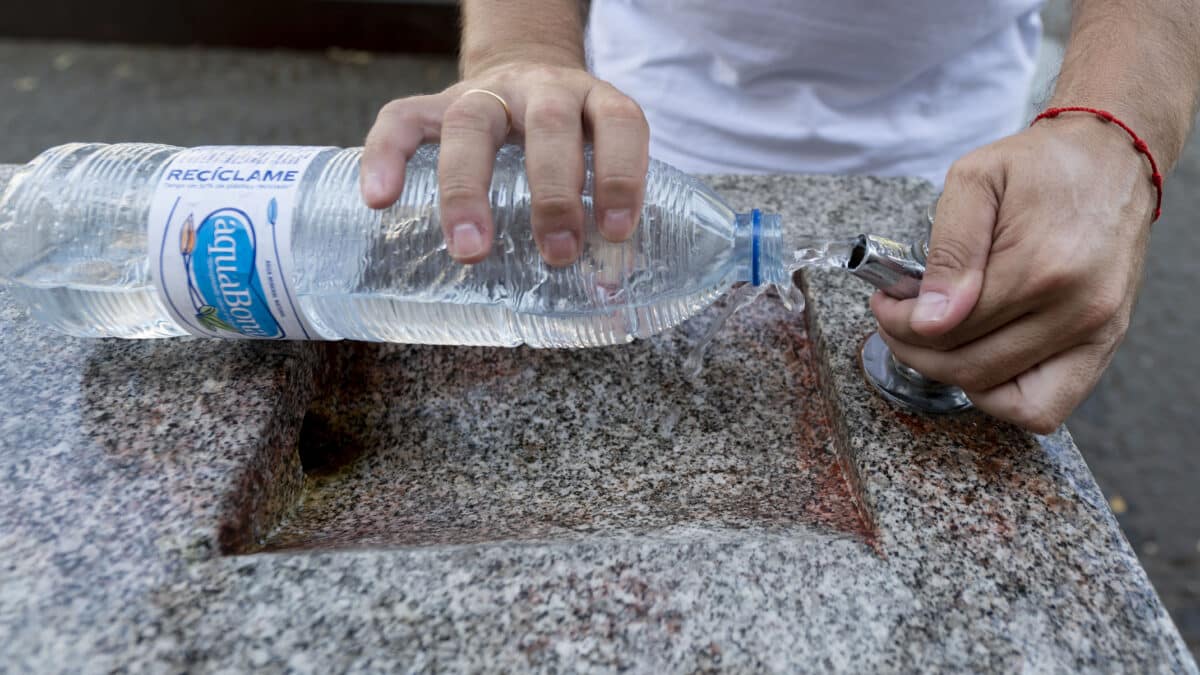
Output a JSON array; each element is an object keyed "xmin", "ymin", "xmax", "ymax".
[{"xmin": 6, "ymin": 249, "xmax": 181, "ymax": 339}]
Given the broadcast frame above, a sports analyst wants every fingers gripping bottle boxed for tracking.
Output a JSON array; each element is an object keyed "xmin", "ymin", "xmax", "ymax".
[{"xmin": 0, "ymin": 143, "xmax": 785, "ymax": 347}]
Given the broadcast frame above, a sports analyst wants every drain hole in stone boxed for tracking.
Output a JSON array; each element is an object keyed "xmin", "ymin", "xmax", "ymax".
[{"xmin": 297, "ymin": 409, "xmax": 364, "ymax": 477}]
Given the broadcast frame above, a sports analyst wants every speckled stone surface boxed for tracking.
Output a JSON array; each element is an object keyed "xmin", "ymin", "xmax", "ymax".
[
  {"xmin": 0, "ymin": 164, "xmax": 1194, "ymax": 673},
  {"xmin": 262, "ymin": 296, "xmax": 867, "ymax": 552}
]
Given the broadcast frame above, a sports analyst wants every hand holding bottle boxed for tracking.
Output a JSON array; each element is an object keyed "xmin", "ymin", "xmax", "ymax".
[{"xmin": 360, "ymin": 64, "xmax": 650, "ymax": 268}]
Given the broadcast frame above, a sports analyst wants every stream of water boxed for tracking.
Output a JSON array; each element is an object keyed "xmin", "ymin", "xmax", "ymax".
[{"xmin": 683, "ymin": 238, "xmax": 856, "ymax": 378}]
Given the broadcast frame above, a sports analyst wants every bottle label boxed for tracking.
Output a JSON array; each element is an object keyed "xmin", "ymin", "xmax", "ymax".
[{"xmin": 148, "ymin": 146, "xmax": 326, "ymax": 339}]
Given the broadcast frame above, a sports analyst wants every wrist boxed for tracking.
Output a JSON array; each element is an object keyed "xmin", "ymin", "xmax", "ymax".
[
  {"xmin": 459, "ymin": 1, "xmax": 587, "ymax": 79},
  {"xmin": 461, "ymin": 43, "xmax": 587, "ymax": 80},
  {"xmin": 1045, "ymin": 94, "xmax": 1180, "ymax": 171},
  {"xmin": 1032, "ymin": 110, "xmax": 1160, "ymax": 224}
]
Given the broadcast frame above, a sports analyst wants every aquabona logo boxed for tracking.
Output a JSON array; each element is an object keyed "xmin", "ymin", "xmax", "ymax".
[{"xmin": 178, "ymin": 202, "xmax": 284, "ymax": 338}]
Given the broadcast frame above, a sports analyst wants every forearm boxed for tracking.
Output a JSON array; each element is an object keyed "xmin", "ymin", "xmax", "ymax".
[
  {"xmin": 460, "ymin": 0, "xmax": 587, "ymax": 78},
  {"xmin": 1051, "ymin": 0, "xmax": 1200, "ymax": 170}
]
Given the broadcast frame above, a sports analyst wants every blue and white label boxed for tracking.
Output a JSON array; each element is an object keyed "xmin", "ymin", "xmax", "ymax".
[{"xmin": 149, "ymin": 146, "xmax": 326, "ymax": 339}]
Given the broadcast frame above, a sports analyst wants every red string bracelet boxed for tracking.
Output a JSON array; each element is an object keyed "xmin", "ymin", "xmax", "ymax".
[{"xmin": 1030, "ymin": 106, "xmax": 1163, "ymax": 222}]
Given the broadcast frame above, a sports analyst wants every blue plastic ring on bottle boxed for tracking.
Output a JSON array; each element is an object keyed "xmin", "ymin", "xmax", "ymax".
[{"xmin": 751, "ymin": 208, "xmax": 762, "ymax": 286}]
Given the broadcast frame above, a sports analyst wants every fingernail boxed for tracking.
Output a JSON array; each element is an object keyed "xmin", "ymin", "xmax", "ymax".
[
  {"xmin": 543, "ymin": 230, "xmax": 579, "ymax": 264},
  {"xmin": 364, "ymin": 170, "xmax": 385, "ymax": 201},
  {"xmin": 450, "ymin": 223, "xmax": 485, "ymax": 260},
  {"xmin": 912, "ymin": 291, "xmax": 949, "ymax": 324},
  {"xmin": 601, "ymin": 209, "xmax": 634, "ymax": 240}
]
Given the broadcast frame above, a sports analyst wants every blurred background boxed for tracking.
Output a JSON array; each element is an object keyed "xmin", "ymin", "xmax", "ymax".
[{"xmin": 0, "ymin": 0, "xmax": 1195, "ymax": 658}]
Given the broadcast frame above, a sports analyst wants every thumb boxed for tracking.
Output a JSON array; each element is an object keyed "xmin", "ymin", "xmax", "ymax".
[{"xmin": 913, "ymin": 157, "xmax": 1001, "ymax": 336}]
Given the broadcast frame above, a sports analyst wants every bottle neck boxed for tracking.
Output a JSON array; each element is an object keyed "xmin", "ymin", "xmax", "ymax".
[{"xmin": 734, "ymin": 210, "xmax": 785, "ymax": 286}]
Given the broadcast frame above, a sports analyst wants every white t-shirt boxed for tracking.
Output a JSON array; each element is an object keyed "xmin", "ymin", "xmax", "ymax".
[{"xmin": 587, "ymin": 1, "xmax": 1044, "ymax": 186}]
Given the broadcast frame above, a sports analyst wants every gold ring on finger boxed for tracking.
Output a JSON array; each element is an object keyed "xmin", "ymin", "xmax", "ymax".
[{"xmin": 461, "ymin": 88, "xmax": 513, "ymax": 138}]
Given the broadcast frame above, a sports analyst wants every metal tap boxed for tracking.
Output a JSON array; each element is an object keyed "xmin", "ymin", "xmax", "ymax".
[{"xmin": 847, "ymin": 234, "xmax": 973, "ymax": 414}]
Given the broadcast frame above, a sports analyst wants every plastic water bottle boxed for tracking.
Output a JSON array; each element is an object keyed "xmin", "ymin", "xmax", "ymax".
[{"xmin": 0, "ymin": 143, "xmax": 786, "ymax": 347}]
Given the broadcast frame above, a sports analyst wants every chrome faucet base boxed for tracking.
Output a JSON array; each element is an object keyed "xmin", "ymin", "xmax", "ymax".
[{"xmin": 860, "ymin": 332, "xmax": 973, "ymax": 415}]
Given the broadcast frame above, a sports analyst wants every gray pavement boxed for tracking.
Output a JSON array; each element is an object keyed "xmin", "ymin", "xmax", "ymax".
[{"xmin": 0, "ymin": 36, "xmax": 1196, "ymax": 659}]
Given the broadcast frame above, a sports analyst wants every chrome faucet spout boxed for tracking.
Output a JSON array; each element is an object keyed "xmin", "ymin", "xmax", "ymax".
[{"xmin": 845, "ymin": 234, "xmax": 927, "ymax": 300}]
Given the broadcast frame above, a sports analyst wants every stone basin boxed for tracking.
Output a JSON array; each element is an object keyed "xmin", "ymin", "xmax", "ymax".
[
  {"xmin": 0, "ymin": 164, "xmax": 1194, "ymax": 672},
  {"xmin": 261, "ymin": 295, "xmax": 871, "ymax": 553}
]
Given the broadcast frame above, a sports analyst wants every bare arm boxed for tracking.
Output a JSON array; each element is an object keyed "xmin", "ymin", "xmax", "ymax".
[
  {"xmin": 460, "ymin": 0, "xmax": 587, "ymax": 76},
  {"xmin": 1051, "ymin": 0, "xmax": 1200, "ymax": 170}
]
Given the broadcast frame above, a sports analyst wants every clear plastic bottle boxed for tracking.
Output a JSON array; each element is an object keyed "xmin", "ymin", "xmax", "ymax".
[{"xmin": 0, "ymin": 143, "xmax": 785, "ymax": 347}]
